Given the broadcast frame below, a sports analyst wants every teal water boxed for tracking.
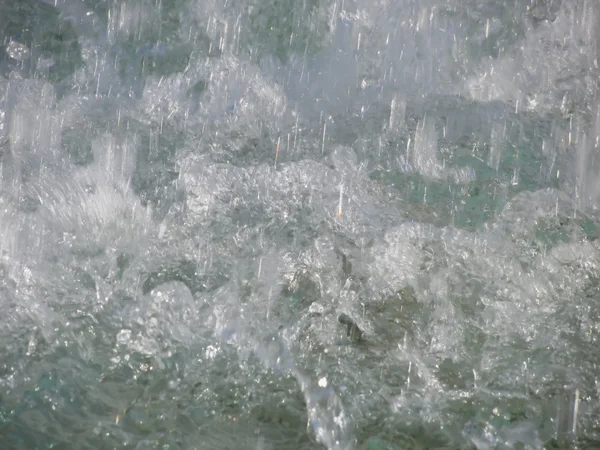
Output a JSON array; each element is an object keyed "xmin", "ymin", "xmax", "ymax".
[{"xmin": 1, "ymin": 0, "xmax": 600, "ymax": 449}]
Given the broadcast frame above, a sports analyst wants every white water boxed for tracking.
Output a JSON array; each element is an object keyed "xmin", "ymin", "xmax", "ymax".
[{"xmin": 1, "ymin": 0, "xmax": 600, "ymax": 449}]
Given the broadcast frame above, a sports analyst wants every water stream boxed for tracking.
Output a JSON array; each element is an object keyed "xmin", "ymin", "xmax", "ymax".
[{"xmin": 1, "ymin": 0, "xmax": 600, "ymax": 448}]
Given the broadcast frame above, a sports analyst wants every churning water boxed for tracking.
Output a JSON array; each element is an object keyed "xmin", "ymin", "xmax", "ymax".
[{"xmin": 1, "ymin": 0, "xmax": 600, "ymax": 448}]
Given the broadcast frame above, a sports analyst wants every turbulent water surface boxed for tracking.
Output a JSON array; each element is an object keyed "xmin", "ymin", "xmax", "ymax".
[{"xmin": 1, "ymin": 0, "xmax": 600, "ymax": 448}]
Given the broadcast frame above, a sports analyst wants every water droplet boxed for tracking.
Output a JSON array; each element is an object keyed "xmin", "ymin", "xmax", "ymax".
[
  {"xmin": 6, "ymin": 41, "xmax": 30, "ymax": 61},
  {"xmin": 205, "ymin": 345, "xmax": 218, "ymax": 359},
  {"xmin": 116, "ymin": 329, "xmax": 132, "ymax": 345}
]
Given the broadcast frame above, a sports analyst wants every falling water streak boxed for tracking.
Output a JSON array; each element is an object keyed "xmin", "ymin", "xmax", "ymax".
[
  {"xmin": 574, "ymin": 186, "xmax": 578, "ymax": 219},
  {"xmin": 338, "ymin": 183, "xmax": 344, "ymax": 218},
  {"xmin": 266, "ymin": 286, "xmax": 272, "ymax": 320},
  {"xmin": 257, "ymin": 257, "xmax": 263, "ymax": 280},
  {"xmin": 274, "ymin": 136, "xmax": 280, "ymax": 168},
  {"xmin": 406, "ymin": 361, "xmax": 412, "ymax": 392},
  {"xmin": 572, "ymin": 388, "xmax": 580, "ymax": 435},
  {"xmin": 321, "ymin": 122, "xmax": 327, "ymax": 154},
  {"xmin": 389, "ymin": 97, "xmax": 396, "ymax": 129},
  {"xmin": 569, "ymin": 116, "xmax": 573, "ymax": 145},
  {"xmin": 293, "ymin": 114, "xmax": 299, "ymax": 151}
]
